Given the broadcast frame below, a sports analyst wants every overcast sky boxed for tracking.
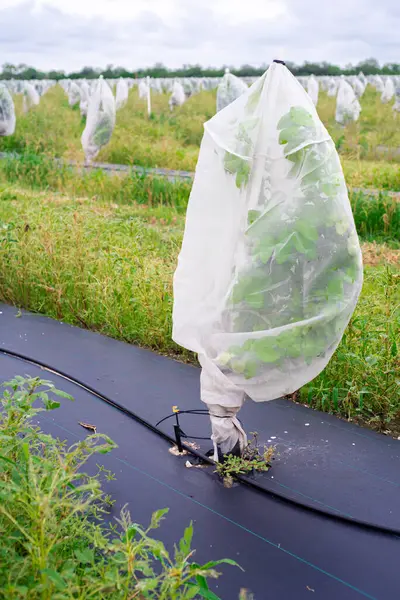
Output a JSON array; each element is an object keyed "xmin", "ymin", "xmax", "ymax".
[{"xmin": 0, "ymin": 0, "xmax": 399, "ymax": 71}]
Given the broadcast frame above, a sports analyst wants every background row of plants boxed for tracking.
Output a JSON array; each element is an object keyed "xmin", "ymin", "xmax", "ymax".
[{"xmin": 3, "ymin": 86, "xmax": 400, "ymax": 170}]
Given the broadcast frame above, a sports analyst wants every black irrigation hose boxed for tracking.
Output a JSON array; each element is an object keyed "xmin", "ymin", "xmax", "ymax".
[{"xmin": 2, "ymin": 346, "xmax": 400, "ymax": 538}]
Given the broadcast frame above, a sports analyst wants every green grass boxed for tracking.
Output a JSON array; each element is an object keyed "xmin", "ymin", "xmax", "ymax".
[
  {"xmin": 0, "ymin": 152, "xmax": 192, "ymax": 213},
  {"xmin": 0, "ymin": 184, "xmax": 184, "ymax": 355},
  {"xmin": 0, "ymin": 184, "xmax": 398, "ymax": 433},
  {"xmin": 301, "ymin": 267, "xmax": 400, "ymax": 433},
  {"xmin": 1, "ymin": 84, "xmax": 400, "ymax": 191},
  {"xmin": 0, "ymin": 88, "xmax": 83, "ymax": 158},
  {"xmin": 0, "ymin": 376, "xmax": 236, "ymax": 599},
  {"xmin": 344, "ymin": 159, "xmax": 400, "ymax": 191},
  {"xmin": 351, "ymin": 191, "xmax": 400, "ymax": 241},
  {"xmin": 1, "ymin": 153, "xmax": 399, "ymax": 241}
]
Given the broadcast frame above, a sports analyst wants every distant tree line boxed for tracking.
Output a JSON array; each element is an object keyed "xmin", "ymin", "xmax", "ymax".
[{"xmin": 1, "ymin": 58, "xmax": 399, "ymax": 80}]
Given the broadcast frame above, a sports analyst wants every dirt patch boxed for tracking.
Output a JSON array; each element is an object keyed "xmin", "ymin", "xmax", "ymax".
[{"xmin": 361, "ymin": 242, "xmax": 400, "ymax": 266}]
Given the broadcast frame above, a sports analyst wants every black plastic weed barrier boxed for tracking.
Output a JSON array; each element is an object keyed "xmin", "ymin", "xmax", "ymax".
[{"xmin": 0, "ymin": 303, "xmax": 399, "ymax": 599}]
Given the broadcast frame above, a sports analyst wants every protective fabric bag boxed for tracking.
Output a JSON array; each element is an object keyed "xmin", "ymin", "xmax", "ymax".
[
  {"xmin": 372, "ymin": 75, "xmax": 384, "ymax": 93},
  {"xmin": 351, "ymin": 77, "xmax": 365, "ymax": 99},
  {"xmin": 327, "ymin": 77, "xmax": 338, "ymax": 97},
  {"xmin": 81, "ymin": 77, "xmax": 116, "ymax": 163},
  {"xmin": 358, "ymin": 72, "xmax": 367, "ymax": 86},
  {"xmin": 68, "ymin": 82, "xmax": 81, "ymax": 107},
  {"xmin": 116, "ymin": 78, "xmax": 129, "ymax": 110},
  {"xmin": 381, "ymin": 78, "xmax": 395, "ymax": 103},
  {"xmin": 79, "ymin": 81, "xmax": 90, "ymax": 117},
  {"xmin": 23, "ymin": 83, "xmax": 40, "ymax": 113},
  {"xmin": 307, "ymin": 75, "xmax": 319, "ymax": 106},
  {"xmin": 0, "ymin": 84, "xmax": 16, "ymax": 136},
  {"xmin": 138, "ymin": 80, "xmax": 149, "ymax": 99},
  {"xmin": 216, "ymin": 71, "xmax": 248, "ymax": 113},
  {"xmin": 169, "ymin": 81, "xmax": 186, "ymax": 110},
  {"xmin": 173, "ymin": 62, "xmax": 363, "ymax": 459},
  {"xmin": 336, "ymin": 79, "xmax": 361, "ymax": 124},
  {"xmin": 393, "ymin": 87, "xmax": 400, "ymax": 112}
]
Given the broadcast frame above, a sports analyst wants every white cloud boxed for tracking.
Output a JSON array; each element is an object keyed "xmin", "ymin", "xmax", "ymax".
[{"xmin": 0, "ymin": 0, "xmax": 398, "ymax": 71}]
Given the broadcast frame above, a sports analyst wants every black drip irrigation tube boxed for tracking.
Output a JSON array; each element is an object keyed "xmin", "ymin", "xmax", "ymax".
[{"xmin": 2, "ymin": 346, "xmax": 400, "ymax": 538}]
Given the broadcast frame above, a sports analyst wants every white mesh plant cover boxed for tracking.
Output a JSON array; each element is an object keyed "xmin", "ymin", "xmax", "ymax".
[
  {"xmin": 358, "ymin": 72, "xmax": 367, "ymax": 86},
  {"xmin": 68, "ymin": 82, "xmax": 82, "ymax": 108},
  {"xmin": 173, "ymin": 61, "xmax": 363, "ymax": 460},
  {"xmin": 81, "ymin": 77, "xmax": 116, "ymax": 163},
  {"xmin": 307, "ymin": 75, "xmax": 319, "ymax": 106},
  {"xmin": 79, "ymin": 81, "xmax": 91, "ymax": 117},
  {"xmin": 150, "ymin": 79, "xmax": 163, "ymax": 94},
  {"xmin": 138, "ymin": 80, "xmax": 149, "ymax": 99},
  {"xmin": 22, "ymin": 83, "xmax": 40, "ymax": 113},
  {"xmin": 327, "ymin": 78, "xmax": 338, "ymax": 97},
  {"xmin": 372, "ymin": 75, "xmax": 385, "ymax": 93},
  {"xmin": 0, "ymin": 84, "xmax": 16, "ymax": 136},
  {"xmin": 169, "ymin": 81, "xmax": 186, "ymax": 111},
  {"xmin": 351, "ymin": 77, "xmax": 365, "ymax": 99},
  {"xmin": 381, "ymin": 78, "xmax": 395, "ymax": 103},
  {"xmin": 295, "ymin": 77, "xmax": 304, "ymax": 89},
  {"xmin": 182, "ymin": 79, "xmax": 194, "ymax": 98},
  {"xmin": 335, "ymin": 79, "xmax": 361, "ymax": 125},
  {"xmin": 116, "ymin": 78, "xmax": 129, "ymax": 110},
  {"xmin": 393, "ymin": 87, "xmax": 400, "ymax": 113},
  {"xmin": 216, "ymin": 71, "xmax": 248, "ymax": 113}
]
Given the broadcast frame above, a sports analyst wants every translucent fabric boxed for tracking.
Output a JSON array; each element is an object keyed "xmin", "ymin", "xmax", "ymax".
[
  {"xmin": 381, "ymin": 78, "xmax": 395, "ymax": 103},
  {"xmin": 393, "ymin": 87, "xmax": 400, "ymax": 113},
  {"xmin": 350, "ymin": 77, "xmax": 365, "ymax": 99},
  {"xmin": 358, "ymin": 72, "xmax": 367, "ymax": 86},
  {"xmin": 0, "ymin": 84, "xmax": 16, "ymax": 136},
  {"xmin": 169, "ymin": 81, "xmax": 186, "ymax": 110},
  {"xmin": 79, "ymin": 81, "xmax": 90, "ymax": 117},
  {"xmin": 116, "ymin": 78, "xmax": 129, "ymax": 110},
  {"xmin": 81, "ymin": 77, "xmax": 116, "ymax": 163},
  {"xmin": 216, "ymin": 72, "xmax": 248, "ymax": 113},
  {"xmin": 150, "ymin": 79, "xmax": 163, "ymax": 94},
  {"xmin": 138, "ymin": 80, "xmax": 149, "ymax": 99},
  {"xmin": 68, "ymin": 82, "xmax": 81, "ymax": 107},
  {"xmin": 173, "ymin": 62, "xmax": 363, "ymax": 458},
  {"xmin": 372, "ymin": 75, "xmax": 384, "ymax": 93},
  {"xmin": 336, "ymin": 79, "xmax": 361, "ymax": 124},
  {"xmin": 307, "ymin": 75, "xmax": 319, "ymax": 105},
  {"xmin": 22, "ymin": 83, "xmax": 40, "ymax": 113},
  {"xmin": 327, "ymin": 78, "xmax": 338, "ymax": 97}
]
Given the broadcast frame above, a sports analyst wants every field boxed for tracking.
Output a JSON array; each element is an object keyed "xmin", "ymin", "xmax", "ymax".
[
  {"xmin": 3, "ymin": 84, "xmax": 400, "ymax": 181},
  {"xmin": 0, "ymin": 81, "xmax": 399, "ymax": 435}
]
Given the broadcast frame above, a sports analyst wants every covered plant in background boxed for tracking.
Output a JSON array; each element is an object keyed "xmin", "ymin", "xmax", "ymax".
[
  {"xmin": 0, "ymin": 84, "xmax": 16, "ymax": 137},
  {"xmin": 81, "ymin": 76, "xmax": 116, "ymax": 163},
  {"xmin": 216, "ymin": 69, "xmax": 248, "ymax": 113},
  {"xmin": 307, "ymin": 74, "xmax": 319, "ymax": 106},
  {"xmin": 22, "ymin": 82, "xmax": 40, "ymax": 113},
  {"xmin": 169, "ymin": 81, "xmax": 186, "ymax": 111},
  {"xmin": 335, "ymin": 78, "xmax": 361, "ymax": 125},
  {"xmin": 115, "ymin": 77, "xmax": 129, "ymax": 110}
]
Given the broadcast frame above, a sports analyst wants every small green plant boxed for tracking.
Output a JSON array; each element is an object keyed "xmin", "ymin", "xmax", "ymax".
[
  {"xmin": 215, "ymin": 432, "xmax": 274, "ymax": 487},
  {"xmin": 0, "ymin": 376, "xmax": 239, "ymax": 599}
]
